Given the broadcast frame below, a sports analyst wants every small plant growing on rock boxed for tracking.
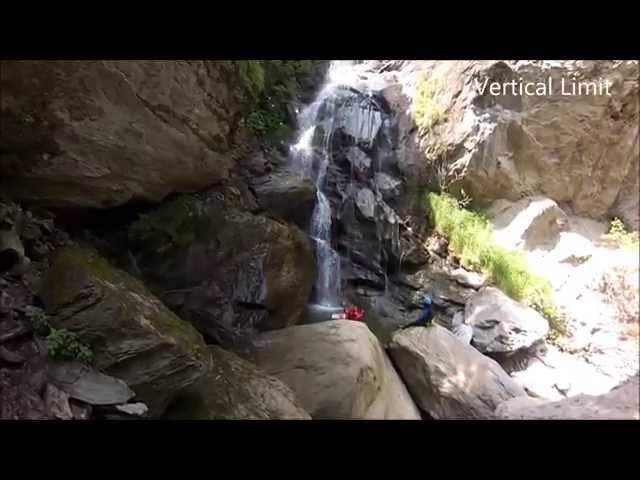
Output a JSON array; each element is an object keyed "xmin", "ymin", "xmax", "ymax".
[
  {"xmin": 415, "ymin": 75, "xmax": 446, "ymax": 134},
  {"xmin": 23, "ymin": 305, "xmax": 51, "ymax": 336},
  {"xmin": 22, "ymin": 305, "xmax": 95, "ymax": 363},
  {"xmin": 240, "ymin": 61, "xmax": 320, "ymax": 139},
  {"xmin": 46, "ymin": 328, "xmax": 94, "ymax": 364},
  {"xmin": 604, "ymin": 217, "xmax": 639, "ymax": 249}
]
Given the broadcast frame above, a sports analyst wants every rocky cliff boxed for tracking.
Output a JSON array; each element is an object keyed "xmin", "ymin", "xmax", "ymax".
[
  {"xmin": 1, "ymin": 59, "xmax": 638, "ymax": 420},
  {"xmin": 388, "ymin": 60, "xmax": 640, "ymax": 229}
]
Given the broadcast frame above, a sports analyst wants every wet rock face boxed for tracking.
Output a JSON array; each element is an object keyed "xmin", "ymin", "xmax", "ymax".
[
  {"xmin": 0, "ymin": 60, "xmax": 253, "ymax": 209},
  {"xmin": 316, "ymin": 85, "xmax": 423, "ymax": 300},
  {"xmin": 126, "ymin": 187, "xmax": 316, "ymax": 347}
]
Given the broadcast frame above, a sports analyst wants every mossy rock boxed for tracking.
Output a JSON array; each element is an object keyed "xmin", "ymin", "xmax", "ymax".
[{"xmin": 40, "ymin": 246, "xmax": 211, "ymax": 416}]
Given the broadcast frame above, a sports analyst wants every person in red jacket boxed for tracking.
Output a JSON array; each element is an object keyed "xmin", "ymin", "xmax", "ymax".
[{"xmin": 345, "ymin": 305, "xmax": 364, "ymax": 322}]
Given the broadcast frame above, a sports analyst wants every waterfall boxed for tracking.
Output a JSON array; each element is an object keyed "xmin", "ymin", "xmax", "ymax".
[
  {"xmin": 289, "ymin": 61, "xmax": 387, "ymax": 309},
  {"xmin": 290, "ymin": 62, "xmax": 360, "ymax": 307}
]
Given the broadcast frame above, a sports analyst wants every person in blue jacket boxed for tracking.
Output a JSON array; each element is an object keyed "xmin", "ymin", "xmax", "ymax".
[{"xmin": 402, "ymin": 295, "xmax": 435, "ymax": 329}]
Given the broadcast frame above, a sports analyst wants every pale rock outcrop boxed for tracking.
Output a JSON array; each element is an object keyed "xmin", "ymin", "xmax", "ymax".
[
  {"xmin": 465, "ymin": 287, "xmax": 549, "ymax": 354},
  {"xmin": 245, "ymin": 321, "xmax": 421, "ymax": 419},
  {"xmin": 385, "ymin": 60, "xmax": 640, "ymax": 229},
  {"xmin": 388, "ymin": 325, "xmax": 526, "ymax": 419},
  {"xmin": 495, "ymin": 375, "xmax": 639, "ymax": 419},
  {"xmin": 487, "ymin": 196, "xmax": 569, "ymax": 251}
]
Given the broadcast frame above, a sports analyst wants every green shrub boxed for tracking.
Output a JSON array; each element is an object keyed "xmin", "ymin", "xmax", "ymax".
[
  {"xmin": 237, "ymin": 61, "xmax": 319, "ymax": 138},
  {"xmin": 46, "ymin": 328, "xmax": 94, "ymax": 363},
  {"xmin": 604, "ymin": 217, "xmax": 639, "ymax": 249},
  {"xmin": 23, "ymin": 305, "xmax": 51, "ymax": 336},
  {"xmin": 415, "ymin": 75, "xmax": 446, "ymax": 133},
  {"xmin": 427, "ymin": 192, "xmax": 564, "ymax": 335}
]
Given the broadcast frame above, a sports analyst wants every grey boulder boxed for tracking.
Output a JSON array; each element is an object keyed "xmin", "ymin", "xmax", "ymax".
[
  {"xmin": 465, "ymin": 287, "xmax": 549, "ymax": 354},
  {"xmin": 389, "ymin": 325, "xmax": 527, "ymax": 419}
]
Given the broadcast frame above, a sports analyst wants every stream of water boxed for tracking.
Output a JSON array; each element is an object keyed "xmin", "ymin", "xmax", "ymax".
[{"xmin": 289, "ymin": 61, "xmax": 390, "ymax": 310}]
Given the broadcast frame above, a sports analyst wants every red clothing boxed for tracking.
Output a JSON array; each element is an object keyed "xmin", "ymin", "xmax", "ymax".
[{"xmin": 345, "ymin": 306, "xmax": 364, "ymax": 321}]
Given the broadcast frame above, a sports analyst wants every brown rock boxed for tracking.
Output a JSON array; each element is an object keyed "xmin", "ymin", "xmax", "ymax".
[{"xmin": 0, "ymin": 61, "xmax": 253, "ymax": 209}]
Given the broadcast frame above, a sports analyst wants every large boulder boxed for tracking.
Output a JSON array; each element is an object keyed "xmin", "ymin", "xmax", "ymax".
[
  {"xmin": 465, "ymin": 287, "xmax": 549, "ymax": 354},
  {"xmin": 39, "ymin": 246, "xmax": 211, "ymax": 416},
  {"xmin": 0, "ymin": 60, "xmax": 255, "ymax": 209},
  {"xmin": 244, "ymin": 321, "xmax": 421, "ymax": 419},
  {"xmin": 388, "ymin": 325, "xmax": 527, "ymax": 419},
  {"xmin": 495, "ymin": 375, "xmax": 639, "ymax": 420},
  {"xmin": 252, "ymin": 170, "xmax": 316, "ymax": 229},
  {"xmin": 167, "ymin": 346, "xmax": 310, "ymax": 420},
  {"xmin": 126, "ymin": 190, "xmax": 316, "ymax": 346},
  {"xmin": 487, "ymin": 196, "xmax": 569, "ymax": 251}
]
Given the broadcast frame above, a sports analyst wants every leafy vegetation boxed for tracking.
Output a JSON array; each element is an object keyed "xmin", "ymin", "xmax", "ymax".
[
  {"xmin": 427, "ymin": 192, "xmax": 565, "ymax": 335},
  {"xmin": 414, "ymin": 75, "xmax": 446, "ymax": 133},
  {"xmin": 23, "ymin": 305, "xmax": 51, "ymax": 336},
  {"xmin": 22, "ymin": 305, "xmax": 94, "ymax": 363},
  {"xmin": 235, "ymin": 61, "xmax": 319, "ymax": 139},
  {"xmin": 603, "ymin": 217, "xmax": 639, "ymax": 249},
  {"xmin": 46, "ymin": 328, "xmax": 94, "ymax": 363}
]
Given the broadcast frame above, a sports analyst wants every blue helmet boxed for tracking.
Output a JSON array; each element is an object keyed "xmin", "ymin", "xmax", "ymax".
[{"xmin": 422, "ymin": 295, "xmax": 432, "ymax": 306}]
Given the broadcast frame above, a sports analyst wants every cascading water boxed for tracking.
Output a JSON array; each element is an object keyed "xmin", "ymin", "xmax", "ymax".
[
  {"xmin": 289, "ymin": 61, "xmax": 395, "ymax": 316},
  {"xmin": 290, "ymin": 69, "xmax": 343, "ymax": 307}
]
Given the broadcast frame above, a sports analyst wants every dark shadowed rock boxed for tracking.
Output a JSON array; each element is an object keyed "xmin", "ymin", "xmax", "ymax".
[
  {"xmin": 126, "ymin": 192, "xmax": 316, "ymax": 346},
  {"xmin": 39, "ymin": 246, "xmax": 211, "ymax": 416},
  {"xmin": 167, "ymin": 346, "xmax": 311, "ymax": 420},
  {"xmin": 389, "ymin": 325, "xmax": 526, "ymax": 419},
  {"xmin": 0, "ymin": 227, "xmax": 28, "ymax": 274},
  {"xmin": 70, "ymin": 401, "xmax": 93, "ymax": 420}
]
